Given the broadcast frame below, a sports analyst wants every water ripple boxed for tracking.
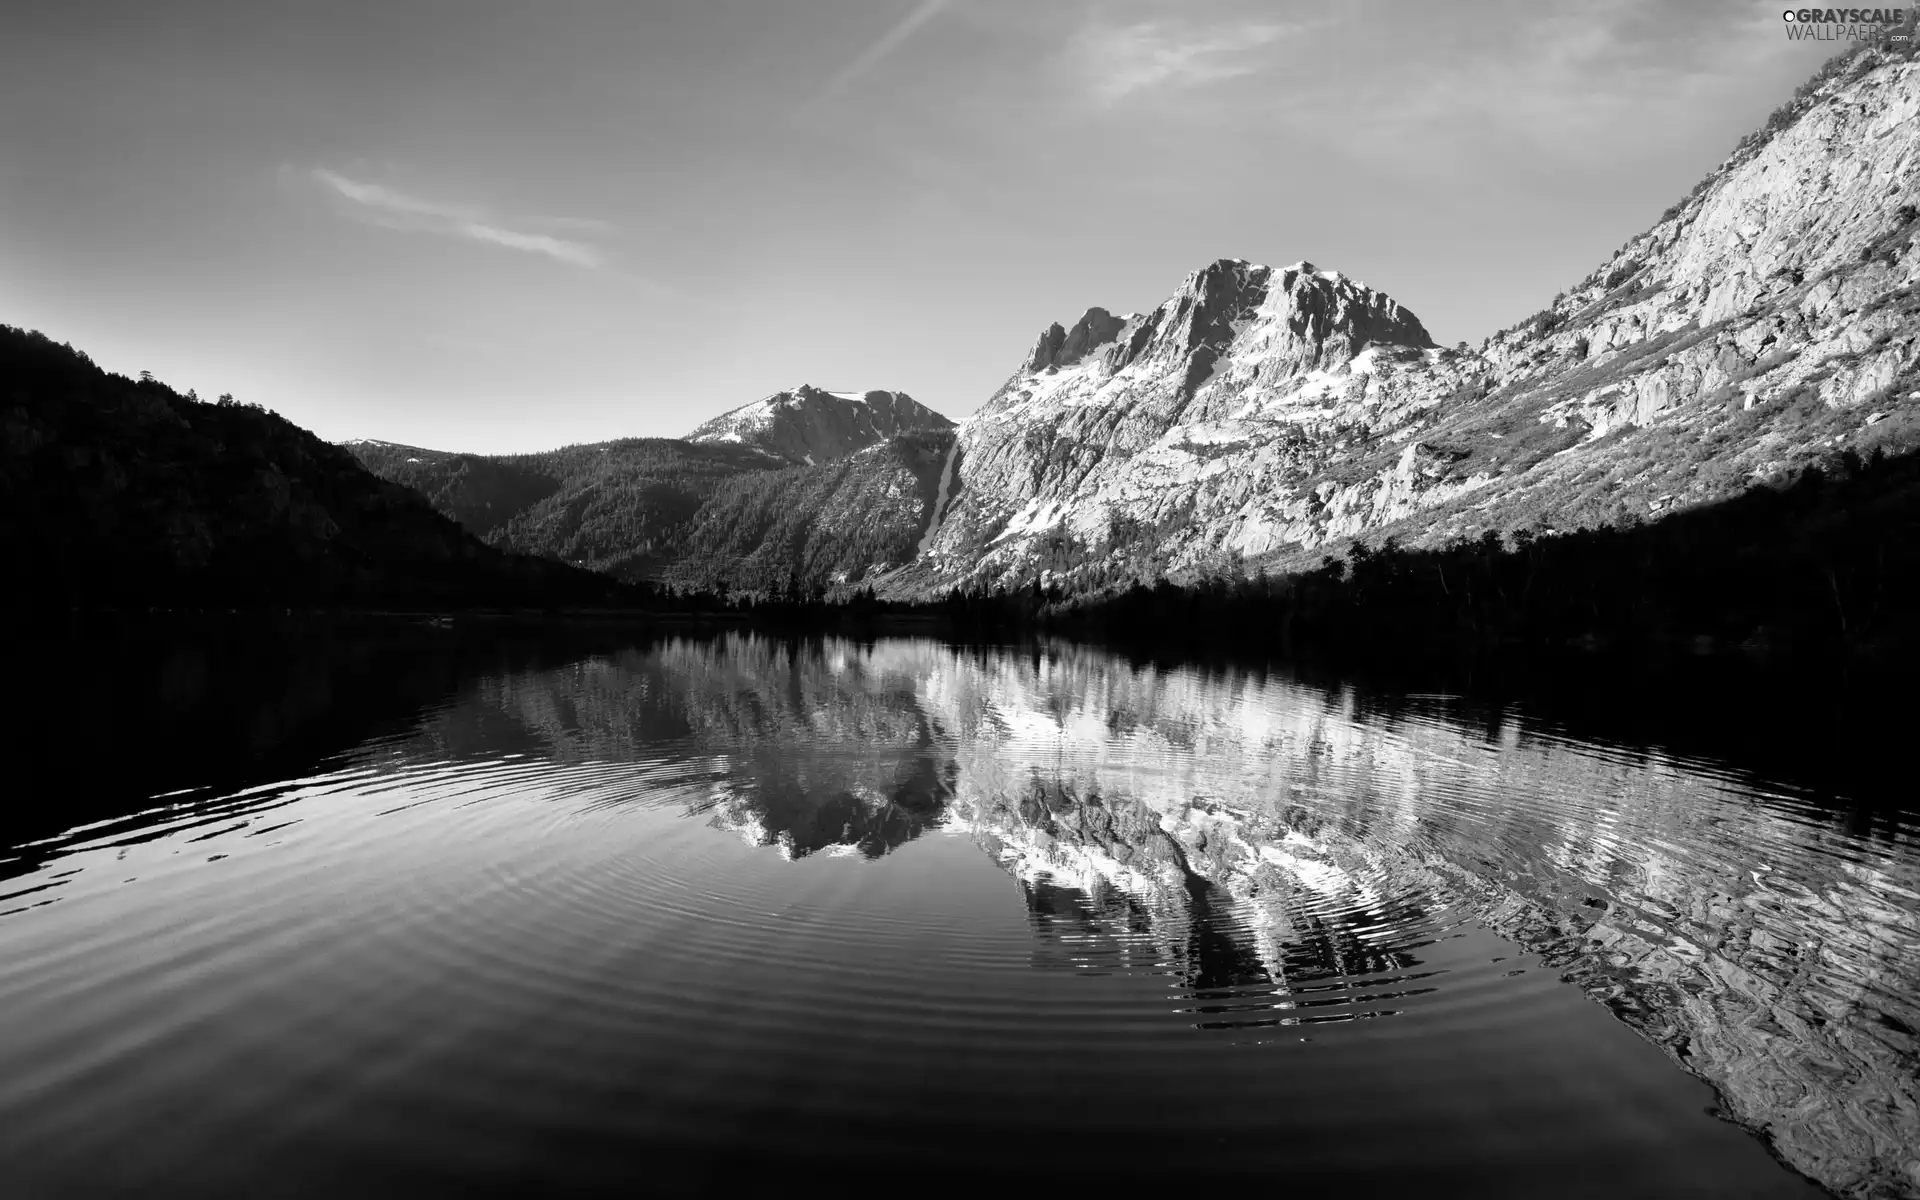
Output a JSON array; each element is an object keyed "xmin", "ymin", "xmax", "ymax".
[{"xmin": 0, "ymin": 633, "xmax": 1907, "ymax": 1195}]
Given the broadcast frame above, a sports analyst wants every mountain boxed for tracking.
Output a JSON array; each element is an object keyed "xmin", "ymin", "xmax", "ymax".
[
  {"xmin": 685, "ymin": 384, "xmax": 952, "ymax": 464},
  {"xmin": 347, "ymin": 385, "xmax": 952, "ymax": 592},
  {"xmin": 0, "ymin": 325, "xmax": 637, "ymax": 609},
  {"xmin": 341, "ymin": 440, "xmax": 561, "ymax": 539},
  {"xmin": 887, "ymin": 43, "xmax": 1920, "ymax": 595},
  {"xmin": 662, "ymin": 429, "xmax": 955, "ymax": 593},
  {"xmin": 483, "ymin": 428, "xmax": 954, "ymax": 592},
  {"xmin": 353, "ymin": 435, "xmax": 783, "ymax": 579},
  {"xmin": 344, "ymin": 45, "xmax": 1919, "ymax": 607},
  {"xmin": 903, "ymin": 259, "xmax": 1446, "ymax": 587}
]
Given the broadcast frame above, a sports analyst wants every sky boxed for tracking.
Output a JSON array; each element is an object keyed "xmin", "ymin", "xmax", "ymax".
[{"xmin": 0, "ymin": 1, "xmax": 1843, "ymax": 454}]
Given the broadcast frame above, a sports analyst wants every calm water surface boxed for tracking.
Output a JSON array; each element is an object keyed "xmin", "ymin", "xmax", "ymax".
[{"xmin": 2, "ymin": 630, "xmax": 1915, "ymax": 1197}]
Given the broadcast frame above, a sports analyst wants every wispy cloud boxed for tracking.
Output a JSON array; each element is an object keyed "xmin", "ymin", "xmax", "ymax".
[
  {"xmin": 797, "ymin": 0, "xmax": 948, "ymax": 119},
  {"xmin": 1066, "ymin": 19, "xmax": 1298, "ymax": 106},
  {"xmin": 308, "ymin": 168, "xmax": 607, "ymax": 269}
]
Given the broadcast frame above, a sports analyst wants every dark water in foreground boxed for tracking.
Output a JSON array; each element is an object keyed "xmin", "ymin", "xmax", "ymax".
[{"xmin": 2, "ymin": 627, "xmax": 1915, "ymax": 1197}]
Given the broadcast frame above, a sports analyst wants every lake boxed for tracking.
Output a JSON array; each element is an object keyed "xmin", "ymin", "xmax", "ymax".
[{"xmin": 2, "ymin": 624, "xmax": 1914, "ymax": 1197}]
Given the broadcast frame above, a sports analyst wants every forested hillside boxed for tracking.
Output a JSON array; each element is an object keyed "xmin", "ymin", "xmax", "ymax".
[
  {"xmin": 343, "ymin": 441, "xmax": 563, "ymax": 538},
  {"xmin": 0, "ymin": 325, "xmax": 639, "ymax": 610},
  {"xmin": 468, "ymin": 438, "xmax": 785, "ymax": 577},
  {"xmin": 659, "ymin": 430, "xmax": 953, "ymax": 594},
  {"xmin": 348, "ymin": 408, "xmax": 953, "ymax": 595}
]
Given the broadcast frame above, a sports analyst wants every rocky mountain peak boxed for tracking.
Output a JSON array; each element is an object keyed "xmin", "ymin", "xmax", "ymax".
[
  {"xmin": 687, "ymin": 384, "xmax": 953, "ymax": 464},
  {"xmin": 1006, "ymin": 257, "xmax": 1435, "ymax": 398},
  {"xmin": 1024, "ymin": 307, "xmax": 1128, "ymax": 373},
  {"xmin": 1132, "ymin": 257, "xmax": 1274, "ymax": 366},
  {"xmin": 1267, "ymin": 259, "xmax": 1436, "ymax": 368}
]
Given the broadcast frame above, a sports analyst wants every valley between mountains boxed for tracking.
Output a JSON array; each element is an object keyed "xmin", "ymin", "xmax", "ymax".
[{"xmin": 349, "ymin": 46, "xmax": 1920, "ymax": 605}]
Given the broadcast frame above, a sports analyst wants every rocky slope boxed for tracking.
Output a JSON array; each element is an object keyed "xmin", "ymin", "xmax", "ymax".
[
  {"xmin": 0, "ymin": 325, "xmax": 634, "ymax": 609},
  {"xmin": 888, "ymin": 45, "xmax": 1920, "ymax": 595},
  {"xmin": 686, "ymin": 384, "xmax": 952, "ymax": 464}
]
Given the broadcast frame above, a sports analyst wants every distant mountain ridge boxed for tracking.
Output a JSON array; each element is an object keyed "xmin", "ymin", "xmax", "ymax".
[
  {"xmin": 348, "ymin": 383, "xmax": 953, "ymax": 593},
  {"xmin": 340, "ymin": 439, "xmax": 563, "ymax": 539},
  {"xmin": 686, "ymin": 384, "xmax": 952, "ymax": 464}
]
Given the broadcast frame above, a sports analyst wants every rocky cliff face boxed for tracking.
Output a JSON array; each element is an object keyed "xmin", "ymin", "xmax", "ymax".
[
  {"xmin": 904, "ymin": 259, "xmax": 1444, "ymax": 587},
  {"xmin": 686, "ymin": 384, "xmax": 953, "ymax": 465},
  {"xmin": 895, "ymin": 48, "xmax": 1920, "ymax": 594}
]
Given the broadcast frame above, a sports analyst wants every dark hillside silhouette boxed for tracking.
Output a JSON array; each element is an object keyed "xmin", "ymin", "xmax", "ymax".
[
  {"xmin": 343, "ymin": 442, "xmax": 563, "ymax": 538},
  {"xmin": 0, "ymin": 325, "xmax": 646, "ymax": 610}
]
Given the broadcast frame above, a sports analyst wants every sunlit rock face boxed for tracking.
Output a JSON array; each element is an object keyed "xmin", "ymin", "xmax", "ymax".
[
  {"xmin": 686, "ymin": 385, "xmax": 953, "ymax": 466},
  {"xmin": 440, "ymin": 634, "xmax": 1917, "ymax": 1197},
  {"xmin": 908, "ymin": 258, "xmax": 1452, "ymax": 585},
  {"xmin": 893, "ymin": 54, "xmax": 1920, "ymax": 594}
]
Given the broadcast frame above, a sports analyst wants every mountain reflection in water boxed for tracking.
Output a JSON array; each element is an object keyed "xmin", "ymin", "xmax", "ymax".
[{"xmin": 0, "ymin": 630, "xmax": 1911, "ymax": 1197}]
